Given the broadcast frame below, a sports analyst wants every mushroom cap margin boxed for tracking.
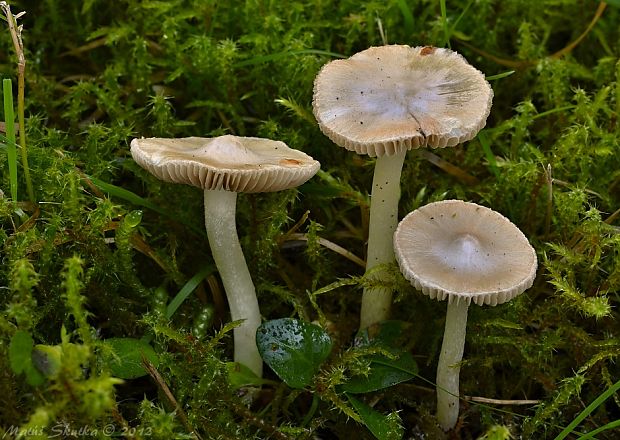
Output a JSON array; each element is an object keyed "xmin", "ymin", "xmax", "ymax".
[
  {"xmin": 312, "ymin": 45, "xmax": 493, "ymax": 157},
  {"xmin": 394, "ymin": 200, "xmax": 537, "ymax": 306},
  {"xmin": 130, "ymin": 135, "xmax": 321, "ymax": 193}
]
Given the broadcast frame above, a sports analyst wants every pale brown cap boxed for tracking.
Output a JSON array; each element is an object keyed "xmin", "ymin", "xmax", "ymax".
[
  {"xmin": 312, "ymin": 45, "xmax": 493, "ymax": 157},
  {"xmin": 394, "ymin": 200, "xmax": 537, "ymax": 306},
  {"xmin": 130, "ymin": 135, "xmax": 320, "ymax": 193}
]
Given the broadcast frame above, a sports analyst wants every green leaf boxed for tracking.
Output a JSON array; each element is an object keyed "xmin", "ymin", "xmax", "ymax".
[
  {"xmin": 341, "ymin": 352, "xmax": 418, "ymax": 394},
  {"xmin": 355, "ymin": 320, "xmax": 412, "ymax": 348},
  {"xmin": 345, "ymin": 321, "xmax": 418, "ymax": 393},
  {"xmin": 24, "ymin": 364, "xmax": 45, "ymax": 386},
  {"xmin": 347, "ymin": 394, "xmax": 404, "ymax": 440},
  {"xmin": 9, "ymin": 330, "xmax": 34, "ymax": 374},
  {"xmin": 103, "ymin": 337, "xmax": 159, "ymax": 379},
  {"xmin": 256, "ymin": 318, "xmax": 332, "ymax": 389},
  {"xmin": 9, "ymin": 331, "xmax": 44, "ymax": 386},
  {"xmin": 605, "ymin": 0, "xmax": 620, "ymax": 8},
  {"xmin": 226, "ymin": 362, "xmax": 277, "ymax": 390}
]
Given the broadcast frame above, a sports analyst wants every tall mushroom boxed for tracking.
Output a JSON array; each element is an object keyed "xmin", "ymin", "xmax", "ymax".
[
  {"xmin": 312, "ymin": 45, "xmax": 493, "ymax": 329},
  {"xmin": 131, "ymin": 135, "xmax": 320, "ymax": 377},
  {"xmin": 393, "ymin": 200, "xmax": 537, "ymax": 431}
]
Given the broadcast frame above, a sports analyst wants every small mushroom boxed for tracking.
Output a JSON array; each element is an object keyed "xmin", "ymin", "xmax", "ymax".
[
  {"xmin": 393, "ymin": 200, "xmax": 537, "ymax": 431},
  {"xmin": 313, "ymin": 45, "xmax": 493, "ymax": 329},
  {"xmin": 131, "ymin": 135, "xmax": 320, "ymax": 377}
]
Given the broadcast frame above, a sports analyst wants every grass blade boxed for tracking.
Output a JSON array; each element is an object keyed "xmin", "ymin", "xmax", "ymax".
[
  {"xmin": 576, "ymin": 420, "xmax": 620, "ymax": 440},
  {"xmin": 486, "ymin": 70, "xmax": 515, "ymax": 81},
  {"xmin": 440, "ymin": 0, "xmax": 449, "ymax": 48},
  {"xmin": 554, "ymin": 379, "xmax": 620, "ymax": 440},
  {"xmin": 396, "ymin": 0, "xmax": 414, "ymax": 37},
  {"xmin": 88, "ymin": 176, "xmax": 207, "ymax": 237},
  {"xmin": 166, "ymin": 266, "xmax": 215, "ymax": 319},
  {"xmin": 3, "ymin": 78, "xmax": 17, "ymax": 201},
  {"xmin": 477, "ymin": 130, "xmax": 499, "ymax": 179}
]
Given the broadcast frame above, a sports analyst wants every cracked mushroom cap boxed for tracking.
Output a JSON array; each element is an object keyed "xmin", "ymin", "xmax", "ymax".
[
  {"xmin": 312, "ymin": 45, "xmax": 493, "ymax": 157},
  {"xmin": 394, "ymin": 200, "xmax": 537, "ymax": 306},
  {"xmin": 131, "ymin": 135, "xmax": 320, "ymax": 193}
]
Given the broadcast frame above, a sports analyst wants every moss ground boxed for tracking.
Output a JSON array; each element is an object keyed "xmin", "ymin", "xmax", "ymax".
[{"xmin": 1, "ymin": 1, "xmax": 619, "ymax": 438}]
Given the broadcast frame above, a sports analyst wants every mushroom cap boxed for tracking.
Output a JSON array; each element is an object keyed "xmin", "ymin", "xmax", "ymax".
[
  {"xmin": 394, "ymin": 200, "xmax": 537, "ymax": 306},
  {"xmin": 312, "ymin": 45, "xmax": 493, "ymax": 157},
  {"xmin": 130, "ymin": 135, "xmax": 320, "ymax": 193}
]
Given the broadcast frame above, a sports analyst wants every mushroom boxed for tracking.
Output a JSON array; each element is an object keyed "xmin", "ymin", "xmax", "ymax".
[
  {"xmin": 312, "ymin": 45, "xmax": 493, "ymax": 329},
  {"xmin": 131, "ymin": 135, "xmax": 320, "ymax": 377},
  {"xmin": 393, "ymin": 200, "xmax": 537, "ymax": 431}
]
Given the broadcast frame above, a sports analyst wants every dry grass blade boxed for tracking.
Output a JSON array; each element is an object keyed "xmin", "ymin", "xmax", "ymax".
[
  {"xmin": 284, "ymin": 232, "xmax": 366, "ymax": 268},
  {"xmin": 141, "ymin": 355, "xmax": 203, "ymax": 440}
]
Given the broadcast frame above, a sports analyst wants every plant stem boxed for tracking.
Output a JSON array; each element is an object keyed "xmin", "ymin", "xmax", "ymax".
[
  {"xmin": 203, "ymin": 189, "xmax": 263, "ymax": 377},
  {"xmin": 359, "ymin": 149, "xmax": 406, "ymax": 329},
  {"xmin": 436, "ymin": 299, "xmax": 469, "ymax": 431},
  {"xmin": 1, "ymin": 2, "xmax": 34, "ymax": 202}
]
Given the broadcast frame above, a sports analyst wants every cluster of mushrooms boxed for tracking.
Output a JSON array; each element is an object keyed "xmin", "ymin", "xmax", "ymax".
[{"xmin": 131, "ymin": 44, "xmax": 538, "ymax": 432}]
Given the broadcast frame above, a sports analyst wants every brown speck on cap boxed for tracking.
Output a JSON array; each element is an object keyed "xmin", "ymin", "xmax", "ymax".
[
  {"xmin": 420, "ymin": 46, "xmax": 436, "ymax": 56},
  {"xmin": 312, "ymin": 45, "xmax": 493, "ymax": 157}
]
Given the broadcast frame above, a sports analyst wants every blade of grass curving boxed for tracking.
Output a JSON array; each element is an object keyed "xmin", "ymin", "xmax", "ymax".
[
  {"xmin": 166, "ymin": 266, "xmax": 215, "ymax": 319},
  {"xmin": 396, "ymin": 0, "xmax": 414, "ymax": 37},
  {"xmin": 88, "ymin": 176, "xmax": 206, "ymax": 237},
  {"xmin": 234, "ymin": 49, "xmax": 345, "ymax": 68},
  {"xmin": 576, "ymin": 420, "xmax": 620, "ymax": 440},
  {"xmin": 440, "ymin": 0, "xmax": 449, "ymax": 48},
  {"xmin": 477, "ymin": 130, "xmax": 499, "ymax": 179},
  {"xmin": 89, "ymin": 176, "xmax": 167, "ymax": 216},
  {"xmin": 450, "ymin": 0, "xmax": 474, "ymax": 35},
  {"xmin": 486, "ymin": 70, "xmax": 515, "ymax": 81},
  {"xmin": 554, "ymin": 379, "xmax": 620, "ymax": 440},
  {"xmin": 2, "ymin": 78, "xmax": 17, "ymax": 201}
]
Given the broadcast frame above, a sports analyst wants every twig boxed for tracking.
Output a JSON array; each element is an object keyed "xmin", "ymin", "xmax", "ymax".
[
  {"xmin": 463, "ymin": 395, "xmax": 541, "ymax": 405},
  {"xmin": 543, "ymin": 163, "xmax": 553, "ymax": 238},
  {"xmin": 283, "ymin": 232, "xmax": 366, "ymax": 268},
  {"xmin": 416, "ymin": 149, "xmax": 479, "ymax": 185},
  {"xmin": 454, "ymin": 2, "xmax": 608, "ymax": 69},
  {"xmin": 141, "ymin": 356, "xmax": 203, "ymax": 440}
]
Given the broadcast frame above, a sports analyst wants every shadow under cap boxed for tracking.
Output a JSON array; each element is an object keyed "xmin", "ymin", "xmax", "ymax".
[
  {"xmin": 130, "ymin": 135, "xmax": 320, "ymax": 193},
  {"xmin": 312, "ymin": 45, "xmax": 493, "ymax": 157},
  {"xmin": 394, "ymin": 200, "xmax": 537, "ymax": 306}
]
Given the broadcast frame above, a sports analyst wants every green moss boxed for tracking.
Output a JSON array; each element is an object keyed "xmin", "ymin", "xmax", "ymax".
[{"xmin": 1, "ymin": 0, "xmax": 620, "ymax": 438}]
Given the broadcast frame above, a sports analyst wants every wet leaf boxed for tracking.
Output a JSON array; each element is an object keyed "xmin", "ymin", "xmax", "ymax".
[{"xmin": 256, "ymin": 318, "xmax": 332, "ymax": 389}]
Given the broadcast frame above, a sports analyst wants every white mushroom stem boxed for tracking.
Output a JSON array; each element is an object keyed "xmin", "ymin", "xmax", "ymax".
[
  {"xmin": 359, "ymin": 149, "xmax": 407, "ymax": 329},
  {"xmin": 203, "ymin": 189, "xmax": 263, "ymax": 377},
  {"xmin": 436, "ymin": 299, "xmax": 469, "ymax": 431}
]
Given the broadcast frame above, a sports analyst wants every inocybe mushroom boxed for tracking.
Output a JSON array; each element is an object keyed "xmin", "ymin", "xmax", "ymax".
[
  {"xmin": 312, "ymin": 45, "xmax": 493, "ymax": 330},
  {"xmin": 131, "ymin": 135, "xmax": 320, "ymax": 377},
  {"xmin": 393, "ymin": 200, "xmax": 537, "ymax": 431}
]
